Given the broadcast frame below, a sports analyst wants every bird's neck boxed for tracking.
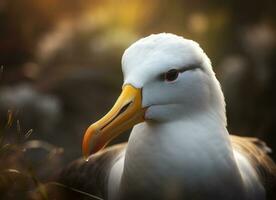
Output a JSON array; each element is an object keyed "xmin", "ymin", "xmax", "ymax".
[{"xmin": 120, "ymin": 113, "xmax": 245, "ymax": 199}]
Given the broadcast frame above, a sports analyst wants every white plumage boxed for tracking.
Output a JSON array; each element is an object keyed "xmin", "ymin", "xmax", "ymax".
[{"xmin": 61, "ymin": 33, "xmax": 275, "ymax": 200}]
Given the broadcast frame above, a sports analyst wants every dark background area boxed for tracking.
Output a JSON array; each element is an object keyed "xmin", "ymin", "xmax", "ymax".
[{"xmin": 0, "ymin": 0, "xmax": 275, "ymax": 199}]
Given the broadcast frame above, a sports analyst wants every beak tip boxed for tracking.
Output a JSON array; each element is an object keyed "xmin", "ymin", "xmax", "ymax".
[
  {"xmin": 82, "ymin": 126, "xmax": 95, "ymax": 158},
  {"xmin": 83, "ymin": 155, "xmax": 90, "ymax": 162},
  {"xmin": 82, "ymin": 140, "xmax": 91, "ymax": 158},
  {"xmin": 81, "ymin": 85, "xmax": 144, "ymax": 159}
]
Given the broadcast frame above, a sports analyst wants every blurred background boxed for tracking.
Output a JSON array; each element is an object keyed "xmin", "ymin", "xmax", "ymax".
[{"xmin": 0, "ymin": 0, "xmax": 275, "ymax": 199}]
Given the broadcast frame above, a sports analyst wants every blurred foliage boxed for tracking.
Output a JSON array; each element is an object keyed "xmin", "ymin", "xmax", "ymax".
[
  {"xmin": 0, "ymin": 0, "xmax": 276, "ymax": 198},
  {"xmin": 0, "ymin": 108, "xmax": 63, "ymax": 199}
]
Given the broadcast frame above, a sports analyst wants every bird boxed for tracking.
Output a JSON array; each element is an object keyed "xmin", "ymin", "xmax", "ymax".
[{"xmin": 57, "ymin": 33, "xmax": 275, "ymax": 200}]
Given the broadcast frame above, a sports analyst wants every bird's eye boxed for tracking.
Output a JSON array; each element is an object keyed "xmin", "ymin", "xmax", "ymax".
[{"xmin": 164, "ymin": 69, "xmax": 179, "ymax": 82}]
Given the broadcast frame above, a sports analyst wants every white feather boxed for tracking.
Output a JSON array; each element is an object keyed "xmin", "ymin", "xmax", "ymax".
[{"xmin": 105, "ymin": 33, "xmax": 266, "ymax": 199}]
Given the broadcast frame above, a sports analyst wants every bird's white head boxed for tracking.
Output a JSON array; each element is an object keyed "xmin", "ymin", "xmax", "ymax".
[
  {"xmin": 82, "ymin": 33, "xmax": 226, "ymax": 157},
  {"xmin": 122, "ymin": 33, "xmax": 225, "ymax": 122}
]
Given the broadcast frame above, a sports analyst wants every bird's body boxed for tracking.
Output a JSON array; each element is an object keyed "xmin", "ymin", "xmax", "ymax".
[
  {"xmin": 59, "ymin": 33, "xmax": 275, "ymax": 200},
  {"xmin": 61, "ymin": 125, "xmax": 273, "ymax": 200}
]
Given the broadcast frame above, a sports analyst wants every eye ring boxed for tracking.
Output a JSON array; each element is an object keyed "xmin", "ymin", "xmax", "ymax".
[{"xmin": 164, "ymin": 69, "xmax": 179, "ymax": 82}]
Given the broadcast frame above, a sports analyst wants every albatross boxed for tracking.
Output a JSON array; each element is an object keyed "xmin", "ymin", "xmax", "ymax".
[{"xmin": 59, "ymin": 33, "xmax": 275, "ymax": 200}]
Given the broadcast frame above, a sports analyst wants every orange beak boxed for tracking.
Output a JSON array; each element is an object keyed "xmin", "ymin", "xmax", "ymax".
[{"xmin": 82, "ymin": 84, "xmax": 146, "ymax": 158}]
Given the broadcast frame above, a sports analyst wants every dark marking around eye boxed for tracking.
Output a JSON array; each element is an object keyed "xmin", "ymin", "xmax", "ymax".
[
  {"xmin": 158, "ymin": 64, "xmax": 202, "ymax": 82},
  {"xmin": 165, "ymin": 69, "xmax": 179, "ymax": 82},
  {"xmin": 178, "ymin": 64, "xmax": 200, "ymax": 73}
]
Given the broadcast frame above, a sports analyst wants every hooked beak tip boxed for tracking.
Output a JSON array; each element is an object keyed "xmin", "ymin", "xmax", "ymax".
[{"xmin": 81, "ymin": 85, "xmax": 144, "ymax": 157}]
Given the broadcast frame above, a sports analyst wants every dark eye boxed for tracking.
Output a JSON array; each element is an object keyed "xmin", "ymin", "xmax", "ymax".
[{"xmin": 164, "ymin": 69, "xmax": 179, "ymax": 82}]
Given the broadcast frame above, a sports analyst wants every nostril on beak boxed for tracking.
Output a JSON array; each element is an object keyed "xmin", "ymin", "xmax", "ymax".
[
  {"xmin": 100, "ymin": 101, "xmax": 133, "ymax": 131},
  {"xmin": 118, "ymin": 101, "xmax": 133, "ymax": 115}
]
